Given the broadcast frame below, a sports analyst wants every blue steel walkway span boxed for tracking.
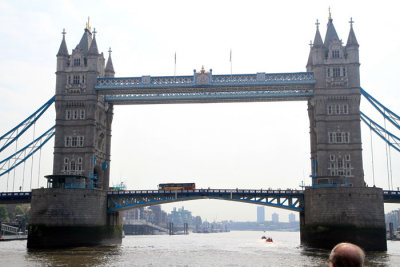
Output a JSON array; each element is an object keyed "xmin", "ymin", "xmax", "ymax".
[
  {"xmin": 0, "ymin": 192, "xmax": 31, "ymax": 204},
  {"xmin": 96, "ymin": 72, "xmax": 315, "ymax": 104}
]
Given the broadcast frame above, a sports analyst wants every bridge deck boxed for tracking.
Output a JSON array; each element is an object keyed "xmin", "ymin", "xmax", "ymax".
[
  {"xmin": 107, "ymin": 189, "xmax": 305, "ymax": 212},
  {"xmin": 1, "ymin": 189, "xmax": 398, "ymax": 206}
]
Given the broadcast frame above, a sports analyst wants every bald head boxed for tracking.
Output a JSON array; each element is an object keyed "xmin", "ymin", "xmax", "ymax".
[{"xmin": 329, "ymin": 242, "xmax": 365, "ymax": 267}]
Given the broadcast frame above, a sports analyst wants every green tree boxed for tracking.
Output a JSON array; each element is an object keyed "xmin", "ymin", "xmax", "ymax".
[{"xmin": 0, "ymin": 205, "xmax": 9, "ymax": 222}]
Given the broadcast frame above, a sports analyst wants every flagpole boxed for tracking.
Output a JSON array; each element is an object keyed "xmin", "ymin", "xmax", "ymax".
[
  {"xmin": 230, "ymin": 49, "xmax": 232, "ymax": 79},
  {"xmin": 174, "ymin": 52, "xmax": 176, "ymax": 78}
]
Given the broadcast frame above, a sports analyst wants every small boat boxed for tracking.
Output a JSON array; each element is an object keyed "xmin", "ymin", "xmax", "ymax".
[
  {"xmin": 265, "ymin": 237, "xmax": 273, "ymax": 242},
  {"xmin": 261, "ymin": 236, "xmax": 267, "ymax": 240}
]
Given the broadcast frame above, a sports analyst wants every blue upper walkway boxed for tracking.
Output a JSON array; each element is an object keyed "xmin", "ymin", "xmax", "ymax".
[{"xmin": 95, "ymin": 71, "xmax": 315, "ymax": 104}]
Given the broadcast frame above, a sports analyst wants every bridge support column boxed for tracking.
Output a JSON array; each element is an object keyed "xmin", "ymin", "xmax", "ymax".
[
  {"xmin": 300, "ymin": 187, "xmax": 387, "ymax": 251},
  {"xmin": 27, "ymin": 188, "xmax": 122, "ymax": 249}
]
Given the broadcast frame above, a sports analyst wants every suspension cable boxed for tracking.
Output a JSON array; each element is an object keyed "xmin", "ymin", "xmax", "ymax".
[
  {"xmin": 30, "ymin": 123, "xmax": 36, "ymax": 190},
  {"xmin": 383, "ymin": 113, "xmax": 392, "ymax": 190},
  {"xmin": 12, "ymin": 137, "xmax": 18, "ymax": 192},
  {"xmin": 22, "ymin": 154, "xmax": 26, "ymax": 191},
  {"xmin": 369, "ymin": 128, "xmax": 376, "ymax": 186},
  {"xmin": 37, "ymin": 147, "xmax": 42, "ymax": 188}
]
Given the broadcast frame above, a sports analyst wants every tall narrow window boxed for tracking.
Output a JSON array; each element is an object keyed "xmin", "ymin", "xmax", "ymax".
[
  {"xmin": 329, "ymin": 132, "xmax": 335, "ymax": 143},
  {"xmin": 65, "ymin": 136, "xmax": 71, "ymax": 147},
  {"xmin": 327, "ymin": 68, "xmax": 330, "ymax": 77},
  {"xmin": 73, "ymin": 75, "xmax": 80, "ymax": 84},
  {"xmin": 335, "ymin": 105, "xmax": 340, "ymax": 114},
  {"xmin": 64, "ymin": 158, "xmax": 69, "ymax": 171},
  {"xmin": 342, "ymin": 68, "xmax": 346, "ymax": 77},
  {"xmin": 66, "ymin": 110, "xmax": 71, "ymax": 120},
  {"xmin": 328, "ymin": 105, "xmax": 333, "ymax": 115},
  {"xmin": 71, "ymin": 137, "xmax": 78, "ymax": 147},
  {"xmin": 78, "ymin": 136, "xmax": 84, "ymax": 147},
  {"xmin": 336, "ymin": 132, "xmax": 342, "ymax": 143},
  {"xmin": 344, "ymin": 132, "xmax": 350, "ymax": 143},
  {"xmin": 77, "ymin": 157, "xmax": 83, "ymax": 171},
  {"xmin": 343, "ymin": 104, "xmax": 348, "ymax": 114},
  {"xmin": 73, "ymin": 110, "xmax": 78, "ymax": 120},
  {"xmin": 70, "ymin": 160, "xmax": 76, "ymax": 171},
  {"xmin": 333, "ymin": 68, "xmax": 341, "ymax": 77},
  {"xmin": 332, "ymin": 50, "xmax": 340, "ymax": 58},
  {"xmin": 73, "ymin": 58, "xmax": 80, "ymax": 66},
  {"xmin": 80, "ymin": 109, "xmax": 85, "ymax": 119}
]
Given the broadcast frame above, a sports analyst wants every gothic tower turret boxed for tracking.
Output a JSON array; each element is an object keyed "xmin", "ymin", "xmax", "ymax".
[{"xmin": 105, "ymin": 48, "xmax": 115, "ymax": 78}]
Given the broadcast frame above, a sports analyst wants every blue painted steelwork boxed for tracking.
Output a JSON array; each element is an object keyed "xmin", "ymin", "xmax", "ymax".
[
  {"xmin": 0, "ymin": 126, "xmax": 55, "ymax": 177},
  {"xmin": 103, "ymin": 90, "xmax": 314, "ymax": 103},
  {"xmin": 383, "ymin": 190, "xmax": 400, "ymax": 203},
  {"xmin": 0, "ymin": 192, "xmax": 31, "ymax": 204},
  {"xmin": 360, "ymin": 112, "xmax": 400, "ymax": 152},
  {"xmin": 361, "ymin": 88, "xmax": 400, "ymax": 131},
  {"xmin": 96, "ymin": 72, "xmax": 315, "ymax": 90},
  {"xmin": 1, "ymin": 189, "xmax": 399, "ymax": 206},
  {"xmin": 96, "ymin": 72, "xmax": 315, "ymax": 104},
  {"xmin": 107, "ymin": 189, "xmax": 304, "ymax": 212},
  {"xmin": 0, "ymin": 96, "xmax": 55, "ymax": 153}
]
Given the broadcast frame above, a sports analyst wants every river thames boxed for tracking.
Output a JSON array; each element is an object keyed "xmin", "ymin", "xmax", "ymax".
[{"xmin": 0, "ymin": 231, "xmax": 399, "ymax": 266}]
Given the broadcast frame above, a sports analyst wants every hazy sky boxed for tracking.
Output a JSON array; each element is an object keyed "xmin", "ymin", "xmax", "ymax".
[{"xmin": 0, "ymin": 0, "xmax": 399, "ymax": 222}]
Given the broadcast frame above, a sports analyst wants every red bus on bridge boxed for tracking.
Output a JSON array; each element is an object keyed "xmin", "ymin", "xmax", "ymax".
[{"xmin": 158, "ymin": 183, "xmax": 196, "ymax": 190}]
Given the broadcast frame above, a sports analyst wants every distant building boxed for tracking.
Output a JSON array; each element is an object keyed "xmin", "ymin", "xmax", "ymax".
[
  {"xmin": 257, "ymin": 206, "xmax": 265, "ymax": 223},
  {"xmin": 272, "ymin": 212, "xmax": 279, "ymax": 223},
  {"xmin": 168, "ymin": 206, "xmax": 193, "ymax": 226},
  {"xmin": 289, "ymin": 213, "xmax": 296, "ymax": 223},
  {"xmin": 385, "ymin": 209, "xmax": 400, "ymax": 230}
]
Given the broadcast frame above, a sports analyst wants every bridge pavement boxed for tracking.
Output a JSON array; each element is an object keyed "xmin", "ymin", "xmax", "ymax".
[{"xmin": 1, "ymin": 189, "xmax": 399, "ymax": 209}]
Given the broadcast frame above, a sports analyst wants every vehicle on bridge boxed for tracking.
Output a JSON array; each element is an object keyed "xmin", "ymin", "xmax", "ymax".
[{"xmin": 158, "ymin": 183, "xmax": 195, "ymax": 190}]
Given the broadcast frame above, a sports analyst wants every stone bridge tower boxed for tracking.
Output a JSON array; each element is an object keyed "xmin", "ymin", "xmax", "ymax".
[
  {"xmin": 52, "ymin": 24, "xmax": 114, "ymax": 190},
  {"xmin": 302, "ymin": 14, "xmax": 387, "ymax": 251},
  {"xmin": 307, "ymin": 15, "xmax": 362, "ymax": 188},
  {"xmin": 28, "ymin": 23, "xmax": 121, "ymax": 249}
]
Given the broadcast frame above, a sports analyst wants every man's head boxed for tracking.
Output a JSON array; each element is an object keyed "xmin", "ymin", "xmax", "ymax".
[{"xmin": 329, "ymin": 242, "xmax": 365, "ymax": 267}]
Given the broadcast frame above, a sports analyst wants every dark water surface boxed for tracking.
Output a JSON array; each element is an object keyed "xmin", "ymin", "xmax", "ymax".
[{"xmin": 1, "ymin": 231, "xmax": 399, "ymax": 266}]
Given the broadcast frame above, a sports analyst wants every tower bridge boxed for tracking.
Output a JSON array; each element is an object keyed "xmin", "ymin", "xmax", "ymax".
[{"xmin": 1, "ymin": 14, "xmax": 400, "ymax": 251}]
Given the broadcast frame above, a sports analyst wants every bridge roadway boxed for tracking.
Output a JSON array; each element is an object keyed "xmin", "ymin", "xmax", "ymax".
[{"xmin": 1, "ymin": 189, "xmax": 399, "ymax": 211}]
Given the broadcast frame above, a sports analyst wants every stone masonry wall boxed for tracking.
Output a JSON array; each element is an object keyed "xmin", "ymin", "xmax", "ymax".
[
  {"xmin": 304, "ymin": 187, "xmax": 385, "ymax": 227},
  {"xmin": 30, "ymin": 188, "xmax": 107, "ymax": 226}
]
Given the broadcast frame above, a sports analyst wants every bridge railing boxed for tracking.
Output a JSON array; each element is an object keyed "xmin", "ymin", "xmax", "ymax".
[
  {"xmin": 108, "ymin": 189, "xmax": 304, "ymax": 195},
  {"xmin": 96, "ymin": 72, "xmax": 315, "ymax": 90}
]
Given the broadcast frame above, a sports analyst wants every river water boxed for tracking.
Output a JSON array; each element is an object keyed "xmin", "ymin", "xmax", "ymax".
[{"xmin": 1, "ymin": 231, "xmax": 399, "ymax": 266}]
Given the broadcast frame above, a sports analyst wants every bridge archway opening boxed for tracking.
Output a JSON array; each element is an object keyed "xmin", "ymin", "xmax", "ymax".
[
  {"xmin": 112, "ymin": 197, "xmax": 302, "ymax": 224},
  {"xmin": 110, "ymin": 101, "xmax": 309, "ymax": 222}
]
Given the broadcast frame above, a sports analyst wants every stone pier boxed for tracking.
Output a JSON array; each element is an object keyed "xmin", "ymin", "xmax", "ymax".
[
  {"xmin": 28, "ymin": 188, "xmax": 122, "ymax": 249},
  {"xmin": 300, "ymin": 187, "xmax": 387, "ymax": 251}
]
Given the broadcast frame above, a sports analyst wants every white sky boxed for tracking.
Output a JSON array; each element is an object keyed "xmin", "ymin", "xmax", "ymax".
[{"xmin": 0, "ymin": 0, "xmax": 400, "ymax": 222}]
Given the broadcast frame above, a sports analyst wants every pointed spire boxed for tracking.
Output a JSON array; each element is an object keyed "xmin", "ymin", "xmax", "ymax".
[
  {"xmin": 307, "ymin": 40, "xmax": 313, "ymax": 66},
  {"xmin": 75, "ymin": 21, "xmax": 93, "ymax": 54},
  {"xmin": 346, "ymin": 17, "xmax": 359, "ymax": 47},
  {"xmin": 57, "ymin": 28, "xmax": 69, "ymax": 57},
  {"xmin": 313, "ymin": 19, "xmax": 324, "ymax": 47},
  {"xmin": 324, "ymin": 9, "xmax": 340, "ymax": 46},
  {"xmin": 87, "ymin": 28, "xmax": 99, "ymax": 55},
  {"xmin": 105, "ymin": 47, "xmax": 115, "ymax": 75}
]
